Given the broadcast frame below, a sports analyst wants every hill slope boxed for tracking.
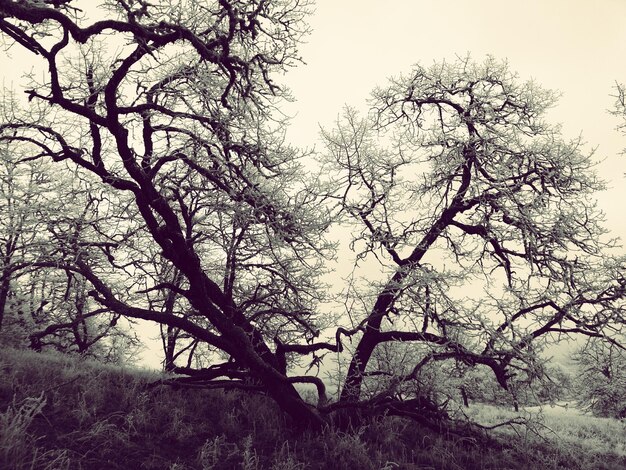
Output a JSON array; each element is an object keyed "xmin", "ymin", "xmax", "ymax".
[{"xmin": 1, "ymin": 347, "xmax": 625, "ymax": 469}]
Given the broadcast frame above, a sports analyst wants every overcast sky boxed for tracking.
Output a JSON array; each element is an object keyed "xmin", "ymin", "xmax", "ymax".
[
  {"xmin": 279, "ymin": 0, "xmax": 626, "ymax": 369},
  {"xmin": 2, "ymin": 1, "xmax": 622, "ymax": 239},
  {"xmin": 2, "ymin": 1, "xmax": 624, "ymax": 368},
  {"xmin": 283, "ymin": 0, "xmax": 626, "ymax": 243}
]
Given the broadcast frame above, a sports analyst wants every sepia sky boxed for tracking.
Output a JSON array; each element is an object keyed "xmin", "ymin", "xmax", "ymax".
[
  {"xmin": 280, "ymin": 0, "xmax": 626, "ymax": 369},
  {"xmin": 282, "ymin": 0, "xmax": 626, "ymax": 244},
  {"xmin": 1, "ymin": 1, "xmax": 624, "ymax": 368},
  {"xmin": 1, "ymin": 1, "xmax": 623, "ymax": 241}
]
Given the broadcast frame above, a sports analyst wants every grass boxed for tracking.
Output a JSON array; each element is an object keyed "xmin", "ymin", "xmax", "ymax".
[
  {"xmin": 462, "ymin": 402, "xmax": 626, "ymax": 462},
  {"xmin": 1, "ymin": 346, "xmax": 625, "ymax": 469}
]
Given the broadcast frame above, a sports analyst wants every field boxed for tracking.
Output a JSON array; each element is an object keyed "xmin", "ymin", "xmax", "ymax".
[
  {"xmin": 462, "ymin": 402, "xmax": 626, "ymax": 462},
  {"xmin": 1, "ymin": 347, "xmax": 625, "ymax": 470}
]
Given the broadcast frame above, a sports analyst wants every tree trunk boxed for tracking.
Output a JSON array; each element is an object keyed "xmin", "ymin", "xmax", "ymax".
[
  {"xmin": 163, "ymin": 325, "xmax": 178, "ymax": 372},
  {"xmin": 161, "ymin": 270, "xmax": 182, "ymax": 371},
  {"xmin": 226, "ymin": 322, "xmax": 326, "ymax": 429},
  {"xmin": 180, "ymin": 268, "xmax": 327, "ymax": 429},
  {"xmin": 460, "ymin": 386, "xmax": 469, "ymax": 407},
  {"xmin": 0, "ymin": 272, "xmax": 11, "ymax": 331},
  {"xmin": 340, "ymin": 334, "xmax": 379, "ymax": 402},
  {"xmin": 339, "ymin": 210, "xmax": 456, "ymax": 403}
]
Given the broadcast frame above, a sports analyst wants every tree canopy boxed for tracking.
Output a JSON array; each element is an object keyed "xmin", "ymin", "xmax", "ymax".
[{"xmin": 0, "ymin": 0, "xmax": 624, "ymax": 429}]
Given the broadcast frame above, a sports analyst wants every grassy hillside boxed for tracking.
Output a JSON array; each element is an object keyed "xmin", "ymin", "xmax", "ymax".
[{"xmin": 1, "ymin": 348, "xmax": 625, "ymax": 470}]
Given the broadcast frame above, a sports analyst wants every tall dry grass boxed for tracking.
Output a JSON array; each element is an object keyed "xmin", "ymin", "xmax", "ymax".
[{"xmin": 1, "ymin": 346, "xmax": 625, "ymax": 469}]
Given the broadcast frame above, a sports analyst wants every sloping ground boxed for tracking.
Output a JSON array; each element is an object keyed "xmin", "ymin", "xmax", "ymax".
[
  {"xmin": 1, "ymin": 347, "xmax": 625, "ymax": 470},
  {"xmin": 464, "ymin": 402, "xmax": 626, "ymax": 458}
]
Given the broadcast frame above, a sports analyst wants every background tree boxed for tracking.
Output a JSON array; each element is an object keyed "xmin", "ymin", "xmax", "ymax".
[
  {"xmin": 573, "ymin": 337, "xmax": 626, "ymax": 418},
  {"xmin": 0, "ymin": 141, "xmax": 139, "ymax": 361},
  {"xmin": 0, "ymin": 142, "xmax": 55, "ymax": 332},
  {"xmin": 0, "ymin": 1, "xmax": 624, "ymax": 430}
]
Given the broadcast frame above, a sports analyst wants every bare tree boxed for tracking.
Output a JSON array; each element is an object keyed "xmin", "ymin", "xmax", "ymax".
[
  {"xmin": 320, "ymin": 57, "xmax": 625, "ymax": 410},
  {"xmin": 0, "ymin": 0, "xmax": 332, "ymax": 428},
  {"xmin": 573, "ymin": 337, "xmax": 626, "ymax": 418},
  {"xmin": 0, "ymin": 1, "xmax": 623, "ymax": 430},
  {"xmin": 0, "ymin": 142, "xmax": 137, "ymax": 359},
  {"xmin": 0, "ymin": 143, "xmax": 56, "ymax": 330}
]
